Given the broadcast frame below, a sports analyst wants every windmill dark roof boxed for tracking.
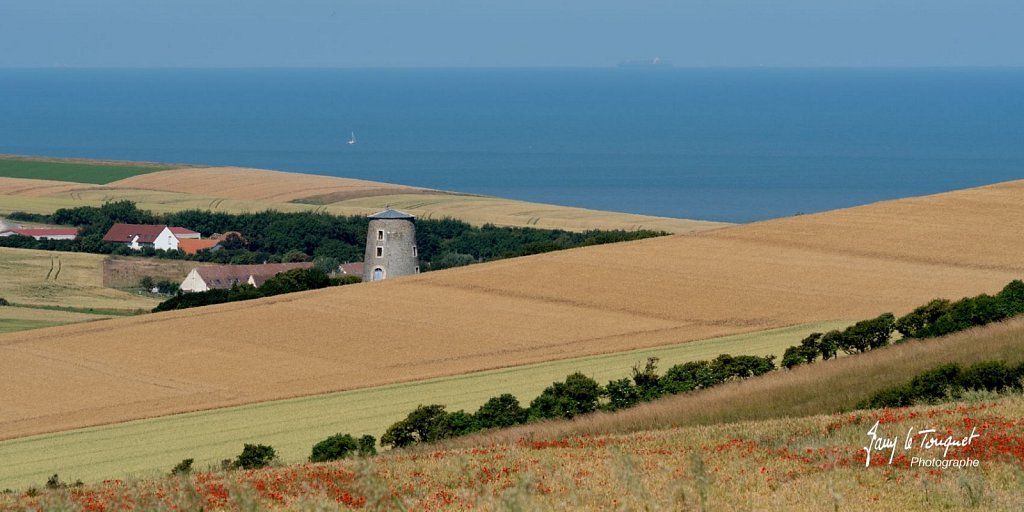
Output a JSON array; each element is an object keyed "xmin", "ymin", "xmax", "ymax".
[{"xmin": 367, "ymin": 209, "xmax": 415, "ymax": 220}]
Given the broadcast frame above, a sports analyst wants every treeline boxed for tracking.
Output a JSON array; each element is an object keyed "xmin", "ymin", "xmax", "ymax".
[
  {"xmin": 860, "ymin": 361, "xmax": 1024, "ymax": 409},
  {"xmin": 152, "ymin": 268, "xmax": 359, "ymax": 313},
  {"xmin": 3, "ymin": 201, "xmax": 666, "ymax": 270},
  {"xmin": 381, "ymin": 354, "xmax": 776, "ymax": 448},
  {"xmin": 782, "ymin": 280, "xmax": 1024, "ymax": 369}
]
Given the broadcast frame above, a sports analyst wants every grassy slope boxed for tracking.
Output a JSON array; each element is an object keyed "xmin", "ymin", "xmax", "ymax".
[
  {"xmin": 1, "ymin": 181, "xmax": 1023, "ymax": 444},
  {"xmin": 6, "ymin": 396, "xmax": 1024, "ymax": 510},
  {"xmin": 0, "ymin": 248, "xmax": 160, "ymax": 312},
  {"xmin": 0, "ymin": 163, "xmax": 729, "ymax": 233},
  {"xmin": 459, "ymin": 316, "xmax": 1024, "ymax": 447},
  {"xmin": 0, "ymin": 321, "xmax": 845, "ymax": 490},
  {"xmin": 0, "ymin": 156, "xmax": 171, "ymax": 184}
]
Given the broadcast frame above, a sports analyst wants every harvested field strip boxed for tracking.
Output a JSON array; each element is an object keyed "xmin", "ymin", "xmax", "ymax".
[
  {"xmin": 0, "ymin": 156, "xmax": 172, "ymax": 184},
  {"xmin": 325, "ymin": 193, "xmax": 727, "ymax": 233},
  {"xmin": 461, "ymin": 316, "xmax": 1024, "ymax": 447},
  {"xmin": 0, "ymin": 321, "xmax": 845, "ymax": 489},
  {"xmin": 0, "ymin": 306, "xmax": 113, "ymax": 334},
  {"xmin": 109, "ymin": 167, "xmax": 426, "ymax": 203}
]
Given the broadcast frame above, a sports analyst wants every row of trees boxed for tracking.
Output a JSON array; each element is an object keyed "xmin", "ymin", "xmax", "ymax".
[
  {"xmin": 152, "ymin": 268, "xmax": 359, "ymax": 312},
  {"xmin": 782, "ymin": 280, "xmax": 1024, "ymax": 369},
  {"xmin": 859, "ymin": 361, "xmax": 1024, "ymax": 409},
  {"xmin": 381, "ymin": 354, "xmax": 776, "ymax": 449},
  {"xmin": 4, "ymin": 202, "xmax": 666, "ymax": 269}
]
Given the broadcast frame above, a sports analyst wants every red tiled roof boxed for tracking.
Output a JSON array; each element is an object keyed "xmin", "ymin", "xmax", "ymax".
[
  {"xmin": 102, "ymin": 224, "xmax": 168, "ymax": 244},
  {"xmin": 12, "ymin": 228, "xmax": 79, "ymax": 237},
  {"xmin": 178, "ymin": 239, "xmax": 220, "ymax": 255},
  {"xmin": 194, "ymin": 262, "xmax": 314, "ymax": 290},
  {"xmin": 340, "ymin": 262, "xmax": 364, "ymax": 276},
  {"xmin": 169, "ymin": 227, "xmax": 200, "ymax": 236}
]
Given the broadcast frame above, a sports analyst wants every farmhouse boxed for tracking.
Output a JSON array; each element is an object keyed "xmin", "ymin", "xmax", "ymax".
[
  {"xmin": 102, "ymin": 223, "xmax": 197, "ymax": 251},
  {"xmin": 0, "ymin": 228, "xmax": 79, "ymax": 240},
  {"xmin": 179, "ymin": 262, "xmax": 314, "ymax": 293}
]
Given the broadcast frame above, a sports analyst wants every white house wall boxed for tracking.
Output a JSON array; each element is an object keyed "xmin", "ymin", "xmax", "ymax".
[
  {"xmin": 179, "ymin": 269, "xmax": 210, "ymax": 293},
  {"xmin": 153, "ymin": 228, "xmax": 180, "ymax": 251}
]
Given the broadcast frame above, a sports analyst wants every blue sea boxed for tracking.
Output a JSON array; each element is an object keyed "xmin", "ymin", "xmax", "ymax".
[{"xmin": 1, "ymin": 68, "xmax": 1022, "ymax": 223}]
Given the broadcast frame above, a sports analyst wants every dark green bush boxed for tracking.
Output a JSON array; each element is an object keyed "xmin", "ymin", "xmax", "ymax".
[
  {"xmin": 381, "ymin": 405, "xmax": 449, "ymax": 448},
  {"xmin": 170, "ymin": 458, "xmax": 194, "ymax": 475},
  {"xmin": 528, "ymin": 373, "xmax": 602, "ymax": 421},
  {"xmin": 310, "ymin": 434, "xmax": 358, "ymax": 462},
  {"xmin": 959, "ymin": 361, "xmax": 1023, "ymax": 392},
  {"xmin": 357, "ymin": 435, "xmax": 377, "ymax": 457},
  {"xmin": 234, "ymin": 444, "xmax": 276, "ymax": 470},
  {"xmin": 858, "ymin": 361, "xmax": 1024, "ymax": 410},
  {"xmin": 631, "ymin": 357, "xmax": 663, "ymax": 401},
  {"xmin": 604, "ymin": 377, "xmax": 641, "ymax": 411},
  {"xmin": 475, "ymin": 394, "xmax": 528, "ymax": 429}
]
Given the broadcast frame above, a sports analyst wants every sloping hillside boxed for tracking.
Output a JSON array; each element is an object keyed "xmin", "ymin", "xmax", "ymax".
[
  {"xmin": 0, "ymin": 165, "xmax": 726, "ymax": 233},
  {"xmin": 1, "ymin": 181, "xmax": 1021, "ymax": 441}
]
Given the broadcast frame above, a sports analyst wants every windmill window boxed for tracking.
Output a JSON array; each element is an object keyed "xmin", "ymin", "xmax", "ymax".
[
  {"xmin": 413, "ymin": 246, "xmax": 418, "ymax": 256},
  {"xmin": 376, "ymin": 247, "xmax": 383, "ymax": 257},
  {"xmin": 377, "ymin": 230, "xmax": 384, "ymax": 241}
]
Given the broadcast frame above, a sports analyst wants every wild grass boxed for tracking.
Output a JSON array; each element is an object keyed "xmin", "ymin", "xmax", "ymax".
[
  {"xmin": 0, "ymin": 322, "xmax": 842, "ymax": 490},
  {"xmin": 0, "ymin": 156, "xmax": 171, "ymax": 184},
  {"xmin": 4, "ymin": 395, "xmax": 1023, "ymax": 510},
  {"xmin": 454, "ymin": 316, "xmax": 1024, "ymax": 447}
]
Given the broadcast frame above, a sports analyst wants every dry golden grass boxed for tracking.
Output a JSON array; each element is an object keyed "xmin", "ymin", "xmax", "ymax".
[
  {"xmin": 453, "ymin": 316, "xmax": 1024, "ymax": 447},
  {"xmin": 0, "ymin": 248, "xmax": 160, "ymax": 311},
  {"xmin": 5, "ymin": 396, "xmax": 1024, "ymax": 510},
  {"xmin": 1, "ymin": 181, "xmax": 1023, "ymax": 442}
]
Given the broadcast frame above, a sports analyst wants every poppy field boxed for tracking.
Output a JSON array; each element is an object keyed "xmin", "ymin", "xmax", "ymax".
[{"xmin": 4, "ymin": 395, "xmax": 1023, "ymax": 511}]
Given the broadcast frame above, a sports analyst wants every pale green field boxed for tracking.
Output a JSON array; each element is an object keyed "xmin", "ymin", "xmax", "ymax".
[
  {"xmin": 0, "ymin": 318, "xmax": 65, "ymax": 333},
  {"xmin": 0, "ymin": 321, "xmax": 847, "ymax": 490},
  {"xmin": 0, "ymin": 306, "xmax": 114, "ymax": 334}
]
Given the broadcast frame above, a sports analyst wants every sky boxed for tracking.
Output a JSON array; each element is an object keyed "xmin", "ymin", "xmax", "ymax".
[{"xmin": 1, "ymin": 0, "xmax": 1022, "ymax": 68}]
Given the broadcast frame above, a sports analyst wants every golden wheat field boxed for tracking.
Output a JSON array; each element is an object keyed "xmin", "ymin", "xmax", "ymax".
[
  {"xmin": 1, "ymin": 181, "xmax": 1023, "ymax": 442},
  {"xmin": 0, "ymin": 165, "xmax": 726, "ymax": 232}
]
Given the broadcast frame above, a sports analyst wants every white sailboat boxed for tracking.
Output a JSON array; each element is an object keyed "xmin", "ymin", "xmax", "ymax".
[{"xmin": 347, "ymin": 131, "xmax": 357, "ymax": 145}]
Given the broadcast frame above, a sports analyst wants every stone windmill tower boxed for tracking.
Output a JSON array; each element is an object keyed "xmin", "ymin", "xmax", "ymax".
[{"xmin": 363, "ymin": 208, "xmax": 419, "ymax": 282}]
